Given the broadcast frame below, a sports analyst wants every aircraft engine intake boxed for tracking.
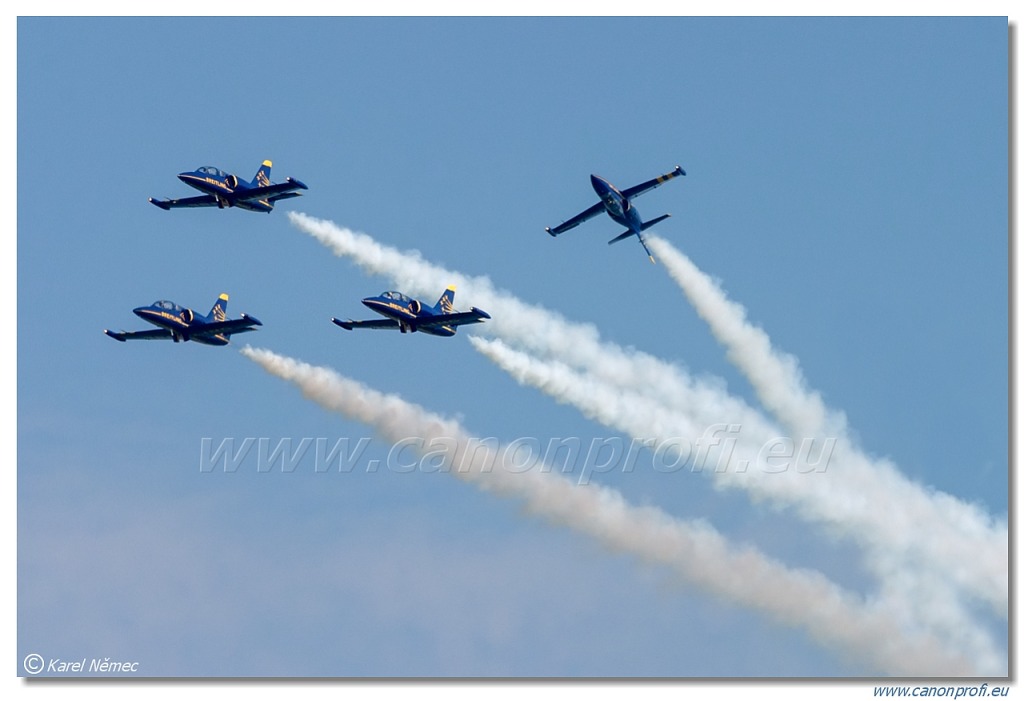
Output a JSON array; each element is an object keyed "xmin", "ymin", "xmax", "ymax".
[
  {"xmin": 181, "ymin": 308, "xmax": 194, "ymax": 325},
  {"xmin": 225, "ymin": 174, "xmax": 239, "ymax": 189},
  {"xmin": 409, "ymin": 300, "xmax": 422, "ymax": 315}
]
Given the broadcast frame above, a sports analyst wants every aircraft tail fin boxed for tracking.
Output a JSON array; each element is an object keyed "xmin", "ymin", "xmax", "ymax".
[
  {"xmin": 435, "ymin": 286, "xmax": 456, "ymax": 314},
  {"xmin": 209, "ymin": 293, "xmax": 229, "ymax": 322},
  {"xmin": 608, "ymin": 217, "xmax": 669, "ymax": 264},
  {"xmin": 638, "ymin": 233, "xmax": 656, "ymax": 264},
  {"xmin": 637, "ymin": 215, "xmax": 672, "ymax": 263},
  {"xmin": 253, "ymin": 160, "xmax": 273, "ymax": 188}
]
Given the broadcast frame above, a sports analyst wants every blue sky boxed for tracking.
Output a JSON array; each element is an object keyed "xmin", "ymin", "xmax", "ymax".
[{"xmin": 14, "ymin": 15, "xmax": 1008, "ymax": 681}]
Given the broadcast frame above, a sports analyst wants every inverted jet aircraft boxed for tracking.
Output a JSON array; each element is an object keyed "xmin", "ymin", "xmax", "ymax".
[
  {"xmin": 104, "ymin": 293, "xmax": 262, "ymax": 345},
  {"xmin": 331, "ymin": 286, "xmax": 490, "ymax": 337},
  {"xmin": 149, "ymin": 160, "xmax": 307, "ymax": 212},
  {"xmin": 545, "ymin": 165, "xmax": 686, "ymax": 263}
]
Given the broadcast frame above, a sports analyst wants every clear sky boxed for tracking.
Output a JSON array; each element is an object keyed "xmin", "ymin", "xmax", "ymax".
[{"xmin": 14, "ymin": 13, "xmax": 1009, "ymax": 684}]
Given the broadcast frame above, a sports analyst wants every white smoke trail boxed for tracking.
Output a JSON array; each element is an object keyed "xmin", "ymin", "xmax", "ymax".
[
  {"xmin": 288, "ymin": 212, "xmax": 797, "ymax": 465},
  {"xmin": 469, "ymin": 334, "xmax": 851, "ymax": 511},
  {"xmin": 647, "ymin": 235, "xmax": 833, "ymax": 435},
  {"xmin": 288, "ymin": 211, "xmax": 1006, "ymax": 618},
  {"xmin": 468, "ymin": 336, "xmax": 1007, "ymax": 674},
  {"xmin": 240, "ymin": 345, "xmax": 984, "ymax": 676},
  {"xmin": 646, "ymin": 235, "xmax": 1007, "ymax": 616}
]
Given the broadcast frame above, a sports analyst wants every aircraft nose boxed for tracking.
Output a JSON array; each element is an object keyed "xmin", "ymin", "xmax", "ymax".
[
  {"xmin": 132, "ymin": 306, "xmax": 151, "ymax": 319},
  {"xmin": 590, "ymin": 174, "xmax": 610, "ymax": 193}
]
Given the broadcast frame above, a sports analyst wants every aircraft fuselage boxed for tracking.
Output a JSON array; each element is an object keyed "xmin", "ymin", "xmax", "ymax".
[
  {"xmin": 360, "ymin": 296, "xmax": 456, "ymax": 337},
  {"xmin": 332, "ymin": 287, "xmax": 488, "ymax": 336},
  {"xmin": 177, "ymin": 170, "xmax": 274, "ymax": 213},
  {"xmin": 590, "ymin": 175, "xmax": 644, "ymax": 233},
  {"xmin": 361, "ymin": 297, "xmax": 456, "ymax": 336},
  {"xmin": 132, "ymin": 304, "xmax": 229, "ymax": 345}
]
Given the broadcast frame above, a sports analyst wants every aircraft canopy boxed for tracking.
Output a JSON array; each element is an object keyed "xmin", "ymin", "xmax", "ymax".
[
  {"xmin": 381, "ymin": 291, "xmax": 412, "ymax": 303},
  {"xmin": 153, "ymin": 300, "xmax": 184, "ymax": 312}
]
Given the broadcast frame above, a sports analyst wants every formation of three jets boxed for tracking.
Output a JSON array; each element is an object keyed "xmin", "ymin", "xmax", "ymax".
[{"xmin": 107, "ymin": 161, "xmax": 685, "ymax": 344}]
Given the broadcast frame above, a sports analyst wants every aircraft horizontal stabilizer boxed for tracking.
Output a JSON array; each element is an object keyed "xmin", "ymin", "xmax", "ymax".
[
  {"xmin": 608, "ymin": 230, "xmax": 636, "ymax": 245},
  {"xmin": 640, "ymin": 213, "xmax": 672, "ymax": 231}
]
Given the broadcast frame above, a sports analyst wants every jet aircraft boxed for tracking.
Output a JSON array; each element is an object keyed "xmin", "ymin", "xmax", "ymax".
[
  {"xmin": 104, "ymin": 293, "xmax": 262, "ymax": 345},
  {"xmin": 545, "ymin": 165, "xmax": 686, "ymax": 263},
  {"xmin": 149, "ymin": 160, "xmax": 307, "ymax": 212},
  {"xmin": 331, "ymin": 286, "xmax": 490, "ymax": 337}
]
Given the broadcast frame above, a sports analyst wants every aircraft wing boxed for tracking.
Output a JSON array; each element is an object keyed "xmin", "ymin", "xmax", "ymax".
[
  {"xmin": 545, "ymin": 201, "xmax": 605, "ymax": 236},
  {"xmin": 621, "ymin": 165, "xmax": 686, "ymax": 200},
  {"xmin": 149, "ymin": 195, "xmax": 219, "ymax": 210},
  {"xmin": 104, "ymin": 328, "xmax": 173, "ymax": 342},
  {"xmin": 191, "ymin": 315, "xmax": 263, "ymax": 338},
  {"xmin": 267, "ymin": 192, "xmax": 303, "ymax": 204},
  {"xmin": 234, "ymin": 178, "xmax": 309, "ymax": 203},
  {"xmin": 331, "ymin": 317, "xmax": 402, "ymax": 331},
  {"xmin": 417, "ymin": 308, "xmax": 491, "ymax": 329}
]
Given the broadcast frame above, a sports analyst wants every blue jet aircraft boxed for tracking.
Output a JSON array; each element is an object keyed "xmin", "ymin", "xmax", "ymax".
[
  {"xmin": 104, "ymin": 293, "xmax": 262, "ymax": 345},
  {"xmin": 545, "ymin": 165, "xmax": 686, "ymax": 263},
  {"xmin": 149, "ymin": 160, "xmax": 307, "ymax": 212},
  {"xmin": 331, "ymin": 286, "xmax": 490, "ymax": 337}
]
